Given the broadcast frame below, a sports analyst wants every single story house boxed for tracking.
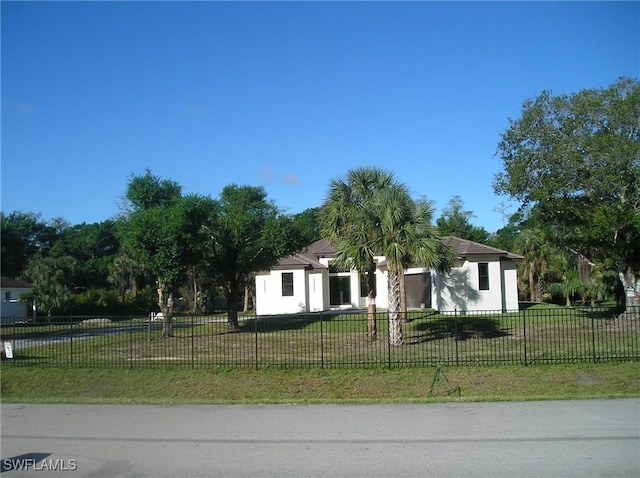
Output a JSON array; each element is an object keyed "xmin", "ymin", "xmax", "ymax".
[
  {"xmin": 1, "ymin": 277, "xmax": 35, "ymax": 322},
  {"xmin": 255, "ymin": 237, "xmax": 523, "ymax": 315}
]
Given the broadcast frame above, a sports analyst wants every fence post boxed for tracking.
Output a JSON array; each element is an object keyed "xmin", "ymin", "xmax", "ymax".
[
  {"xmin": 191, "ymin": 314, "xmax": 195, "ymax": 368},
  {"xmin": 69, "ymin": 315, "xmax": 73, "ymax": 366},
  {"xmin": 387, "ymin": 311, "xmax": 392, "ymax": 370},
  {"xmin": 129, "ymin": 315, "xmax": 133, "ymax": 368},
  {"xmin": 454, "ymin": 309, "xmax": 459, "ymax": 366},
  {"xmin": 320, "ymin": 311, "xmax": 324, "ymax": 369},
  {"xmin": 254, "ymin": 313, "xmax": 259, "ymax": 370},
  {"xmin": 522, "ymin": 307, "xmax": 528, "ymax": 366},
  {"xmin": 591, "ymin": 312, "xmax": 597, "ymax": 364}
]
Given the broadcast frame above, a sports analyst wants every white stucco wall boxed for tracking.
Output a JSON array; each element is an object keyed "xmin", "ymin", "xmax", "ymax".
[
  {"xmin": 374, "ymin": 270, "xmax": 389, "ymax": 309},
  {"xmin": 307, "ymin": 271, "xmax": 327, "ymax": 312},
  {"xmin": 1, "ymin": 286, "xmax": 34, "ymax": 322},
  {"xmin": 256, "ymin": 269, "xmax": 310, "ymax": 315},
  {"xmin": 257, "ymin": 255, "xmax": 520, "ymax": 315},
  {"xmin": 501, "ymin": 260, "xmax": 520, "ymax": 311},
  {"xmin": 433, "ymin": 257, "xmax": 509, "ymax": 312}
]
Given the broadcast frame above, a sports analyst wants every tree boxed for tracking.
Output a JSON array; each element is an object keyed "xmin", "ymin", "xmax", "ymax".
[
  {"xmin": 49, "ymin": 221, "xmax": 120, "ymax": 289},
  {"xmin": 123, "ymin": 168, "xmax": 183, "ymax": 211},
  {"xmin": 291, "ymin": 207, "xmax": 322, "ymax": 246},
  {"xmin": 108, "ymin": 253, "xmax": 145, "ymax": 302},
  {"xmin": 514, "ymin": 226, "xmax": 550, "ymax": 302},
  {"xmin": 1, "ymin": 211, "xmax": 59, "ymax": 278},
  {"xmin": 320, "ymin": 167, "xmax": 399, "ymax": 341},
  {"xmin": 21, "ymin": 255, "xmax": 77, "ymax": 317},
  {"xmin": 203, "ymin": 184, "xmax": 301, "ymax": 331},
  {"xmin": 373, "ymin": 186, "xmax": 455, "ymax": 346},
  {"xmin": 436, "ymin": 196, "xmax": 490, "ymax": 243},
  {"xmin": 119, "ymin": 171, "xmax": 209, "ymax": 337},
  {"xmin": 494, "ymin": 77, "xmax": 640, "ymax": 311}
]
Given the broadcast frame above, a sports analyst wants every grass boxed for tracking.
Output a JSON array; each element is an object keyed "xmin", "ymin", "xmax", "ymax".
[
  {"xmin": 3, "ymin": 306, "xmax": 637, "ymax": 405},
  {"xmin": 1, "ymin": 362, "xmax": 639, "ymax": 404},
  {"xmin": 3, "ymin": 307, "xmax": 637, "ymax": 368}
]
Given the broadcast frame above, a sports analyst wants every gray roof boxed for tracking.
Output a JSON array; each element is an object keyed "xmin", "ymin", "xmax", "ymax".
[
  {"xmin": 273, "ymin": 236, "xmax": 523, "ymax": 270},
  {"xmin": 1, "ymin": 277, "xmax": 34, "ymax": 288},
  {"xmin": 442, "ymin": 236, "xmax": 524, "ymax": 261},
  {"xmin": 272, "ymin": 239, "xmax": 332, "ymax": 270}
]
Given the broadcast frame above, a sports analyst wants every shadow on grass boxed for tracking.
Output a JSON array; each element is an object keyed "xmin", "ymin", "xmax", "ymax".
[
  {"xmin": 408, "ymin": 316, "xmax": 511, "ymax": 343},
  {"xmin": 240, "ymin": 311, "xmax": 346, "ymax": 333},
  {"xmin": 578, "ymin": 307, "xmax": 626, "ymax": 320}
]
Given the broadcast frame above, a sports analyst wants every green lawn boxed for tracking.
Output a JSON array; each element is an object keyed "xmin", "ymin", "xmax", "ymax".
[{"xmin": 1, "ymin": 362, "xmax": 638, "ymax": 404}]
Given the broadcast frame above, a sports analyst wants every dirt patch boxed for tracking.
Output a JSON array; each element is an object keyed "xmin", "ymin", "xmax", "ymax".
[{"xmin": 575, "ymin": 373, "xmax": 601, "ymax": 385}]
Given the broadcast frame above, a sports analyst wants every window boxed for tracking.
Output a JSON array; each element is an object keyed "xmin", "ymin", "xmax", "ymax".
[
  {"xmin": 360, "ymin": 274, "xmax": 377, "ymax": 298},
  {"xmin": 330, "ymin": 276, "xmax": 351, "ymax": 305},
  {"xmin": 281, "ymin": 273, "xmax": 294, "ymax": 296},
  {"xmin": 478, "ymin": 263, "xmax": 490, "ymax": 290}
]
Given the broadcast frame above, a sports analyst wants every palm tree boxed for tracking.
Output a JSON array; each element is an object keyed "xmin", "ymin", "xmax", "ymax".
[
  {"xmin": 320, "ymin": 167, "xmax": 397, "ymax": 341},
  {"xmin": 373, "ymin": 186, "xmax": 455, "ymax": 346},
  {"xmin": 514, "ymin": 228, "xmax": 551, "ymax": 302}
]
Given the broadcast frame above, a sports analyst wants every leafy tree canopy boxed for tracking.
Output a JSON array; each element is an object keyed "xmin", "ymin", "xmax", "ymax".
[
  {"xmin": 21, "ymin": 255, "xmax": 78, "ymax": 316},
  {"xmin": 124, "ymin": 168, "xmax": 182, "ymax": 212},
  {"xmin": 203, "ymin": 184, "xmax": 303, "ymax": 329},
  {"xmin": 435, "ymin": 195, "xmax": 490, "ymax": 243},
  {"xmin": 49, "ymin": 221, "xmax": 120, "ymax": 288},
  {"xmin": 494, "ymin": 77, "xmax": 640, "ymax": 306},
  {"xmin": 1, "ymin": 211, "xmax": 60, "ymax": 278}
]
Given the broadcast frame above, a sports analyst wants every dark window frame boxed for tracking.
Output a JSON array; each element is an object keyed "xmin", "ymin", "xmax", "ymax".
[
  {"xmin": 330, "ymin": 275, "xmax": 352, "ymax": 305},
  {"xmin": 281, "ymin": 272, "xmax": 294, "ymax": 296},
  {"xmin": 478, "ymin": 263, "xmax": 490, "ymax": 290}
]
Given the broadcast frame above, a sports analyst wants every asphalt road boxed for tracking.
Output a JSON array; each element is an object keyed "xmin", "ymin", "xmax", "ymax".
[{"xmin": 1, "ymin": 400, "xmax": 638, "ymax": 477}]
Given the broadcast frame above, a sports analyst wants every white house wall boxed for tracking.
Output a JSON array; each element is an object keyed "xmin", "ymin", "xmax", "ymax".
[
  {"xmin": 256, "ymin": 269, "xmax": 309, "ymax": 315},
  {"xmin": 1, "ymin": 286, "xmax": 33, "ymax": 322},
  {"xmin": 376, "ymin": 270, "xmax": 389, "ymax": 309},
  {"xmin": 346, "ymin": 269, "xmax": 389, "ymax": 310},
  {"xmin": 257, "ymin": 255, "xmax": 520, "ymax": 315},
  {"xmin": 307, "ymin": 271, "xmax": 327, "ymax": 312},
  {"xmin": 1, "ymin": 301, "xmax": 31, "ymax": 322},
  {"xmin": 433, "ymin": 256, "xmax": 509, "ymax": 312},
  {"xmin": 501, "ymin": 260, "xmax": 519, "ymax": 311}
]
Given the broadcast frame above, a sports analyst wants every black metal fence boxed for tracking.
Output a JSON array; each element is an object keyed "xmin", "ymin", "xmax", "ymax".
[{"xmin": 1, "ymin": 306, "xmax": 638, "ymax": 368}]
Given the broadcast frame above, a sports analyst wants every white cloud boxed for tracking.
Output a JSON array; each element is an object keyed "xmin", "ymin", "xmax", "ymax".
[
  {"xmin": 282, "ymin": 172, "xmax": 300, "ymax": 185},
  {"xmin": 255, "ymin": 164, "xmax": 272, "ymax": 181}
]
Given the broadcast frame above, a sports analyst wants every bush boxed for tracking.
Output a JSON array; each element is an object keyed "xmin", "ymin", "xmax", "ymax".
[{"xmin": 63, "ymin": 286, "xmax": 158, "ymax": 316}]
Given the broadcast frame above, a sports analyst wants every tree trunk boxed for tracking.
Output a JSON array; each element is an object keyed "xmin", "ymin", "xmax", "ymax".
[
  {"xmin": 158, "ymin": 284, "xmax": 174, "ymax": 338},
  {"xmin": 192, "ymin": 273, "xmax": 198, "ymax": 313},
  {"xmin": 619, "ymin": 264, "xmax": 639, "ymax": 318},
  {"xmin": 366, "ymin": 266, "xmax": 377, "ymax": 341},
  {"xmin": 243, "ymin": 280, "xmax": 255, "ymax": 313},
  {"xmin": 387, "ymin": 269, "xmax": 404, "ymax": 346},
  {"xmin": 226, "ymin": 283, "xmax": 240, "ymax": 331},
  {"xmin": 529, "ymin": 261, "xmax": 536, "ymax": 302}
]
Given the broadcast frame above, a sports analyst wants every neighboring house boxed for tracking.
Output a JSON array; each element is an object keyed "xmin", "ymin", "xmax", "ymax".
[
  {"xmin": 255, "ymin": 237, "xmax": 523, "ymax": 315},
  {"xmin": 1, "ymin": 277, "xmax": 35, "ymax": 322}
]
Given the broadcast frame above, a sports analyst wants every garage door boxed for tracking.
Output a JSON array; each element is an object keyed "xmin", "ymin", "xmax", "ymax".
[{"xmin": 405, "ymin": 272, "xmax": 431, "ymax": 309}]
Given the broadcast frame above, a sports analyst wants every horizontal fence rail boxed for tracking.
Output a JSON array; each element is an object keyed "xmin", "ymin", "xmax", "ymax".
[{"xmin": 1, "ymin": 307, "xmax": 639, "ymax": 368}]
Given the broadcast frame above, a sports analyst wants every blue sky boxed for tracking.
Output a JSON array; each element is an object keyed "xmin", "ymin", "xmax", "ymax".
[{"xmin": 2, "ymin": 1, "xmax": 638, "ymax": 233}]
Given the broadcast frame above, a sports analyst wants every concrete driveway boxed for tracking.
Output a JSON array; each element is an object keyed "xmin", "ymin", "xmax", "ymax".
[{"xmin": 1, "ymin": 399, "xmax": 638, "ymax": 477}]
